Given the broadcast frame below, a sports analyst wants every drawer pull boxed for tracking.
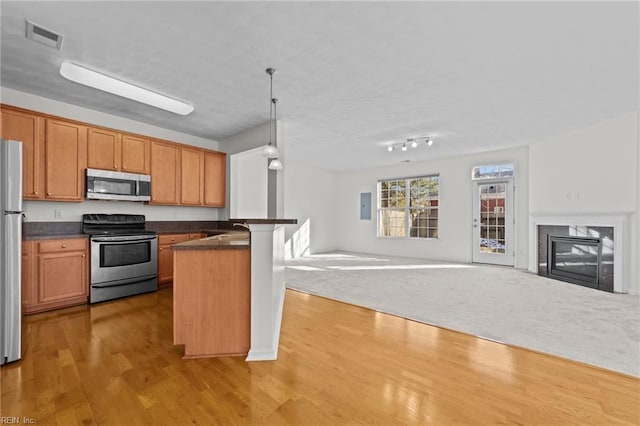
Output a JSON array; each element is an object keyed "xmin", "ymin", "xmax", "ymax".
[{"xmin": 61, "ymin": 244, "xmax": 66, "ymax": 248}]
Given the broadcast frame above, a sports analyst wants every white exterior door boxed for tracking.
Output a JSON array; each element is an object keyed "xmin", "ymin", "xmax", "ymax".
[{"xmin": 472, "ymin": 180, "xmax": 514, "ymax": 266}]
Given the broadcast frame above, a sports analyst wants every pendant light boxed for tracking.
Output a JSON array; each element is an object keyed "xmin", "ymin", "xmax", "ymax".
[
  {"xmin": 262, "ymin": 68, "xmax": 279, "ymax": 159},
  {"xmin": 268, "ymin": 97, "xmax": 283, "ymax": 170}
]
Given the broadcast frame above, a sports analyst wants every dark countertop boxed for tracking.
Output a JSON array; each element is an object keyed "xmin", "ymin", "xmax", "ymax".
[
  {"xmin": 23, "ymin": 233, "xmax": 88, "ymax": 241},
  {"xmin": 172, "ymin": 238, "xmax": 250, "ymax": 251},
  {"xmin": 231, "ymin": 218, "xmax": 298, "ymax": 225},
  {"xmin": 172, "ymin": 230, "xmax": 250, "ymax": 251},
  {"xmin": 22, "ymin": 219, "xmax": 297, "ymax": 240}
]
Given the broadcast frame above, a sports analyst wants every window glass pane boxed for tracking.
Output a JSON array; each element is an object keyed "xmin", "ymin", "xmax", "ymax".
[
  {"xmin": 378, "ymin": 175, "xmax": 439, "ymax": 239},
  {"xmin": 379, "ymin": 209, "xmax": 406, "ymax": 237},
  {"xmin": 472, "ymin": 164, "xmax": 514, "ymax": 180}
]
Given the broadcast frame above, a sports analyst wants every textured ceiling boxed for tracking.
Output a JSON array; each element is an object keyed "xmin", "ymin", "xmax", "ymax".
[{"xmin": 1, "ymin": 1, "xmax": 638, "ymax": 171}]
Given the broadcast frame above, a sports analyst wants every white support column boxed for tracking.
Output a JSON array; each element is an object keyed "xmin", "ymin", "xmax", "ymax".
[{"xmin": 246, "ymin": 224, "xmax": 286, "ymax": 361}]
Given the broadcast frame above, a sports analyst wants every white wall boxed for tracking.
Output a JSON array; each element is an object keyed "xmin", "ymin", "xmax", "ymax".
[
  {"xmin": 529, "ymin": 112, "xmax": 638, "ymax": 215},
  {"xmin": 1, "ymin": 87, "xmax": 219, "ymax": 150},
  {"xmin": 529, "ymin": 111, "xmax": 639, "ymax": 293},
  {"xmin": 219, "ymin": 121, "xmax": 284, "ymax": 220},
  {"xmin": 334, "ymin": 146, "xmax": 530, "ymax": 268},
  {"xmin": 230, "ymin": 148, "xmax": 268, "ymax": 218},
  {"xmin": 283, "ymin": 164, "xmax": 337, "ymax": 257},
  {"xmin": 637, "ymin": 112, "xmax": 640, "ymax": 294},
  {"xmin": 2, "ymin": 87, "xmax": 223, "ymax": 222}
]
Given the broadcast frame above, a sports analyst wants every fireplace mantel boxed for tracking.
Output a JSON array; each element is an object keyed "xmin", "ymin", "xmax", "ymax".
[{"xmin": 529, "ymin": 213, "xmax": 628, "ymax": 293}]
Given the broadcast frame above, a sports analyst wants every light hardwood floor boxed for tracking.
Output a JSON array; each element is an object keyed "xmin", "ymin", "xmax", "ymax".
[{"xmin": 1, "ymin": 288, "xmax": 639, "ymax": 425}]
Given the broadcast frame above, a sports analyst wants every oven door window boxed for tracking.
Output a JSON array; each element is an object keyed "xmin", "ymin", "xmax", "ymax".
[{"xmin": 100, "ymin": 241, "xmax": 151, "ymax": 267}]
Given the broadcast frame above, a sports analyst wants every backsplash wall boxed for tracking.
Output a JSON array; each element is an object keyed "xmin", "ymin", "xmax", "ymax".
[{"xmin": 23, "ymin": 200, "xmax": 220, "ymax": 222}]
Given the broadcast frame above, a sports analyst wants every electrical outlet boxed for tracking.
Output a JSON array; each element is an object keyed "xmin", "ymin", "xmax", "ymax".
[{"xmin": 54, "ymin": 209, "xmax": 62, "ymax": 219}]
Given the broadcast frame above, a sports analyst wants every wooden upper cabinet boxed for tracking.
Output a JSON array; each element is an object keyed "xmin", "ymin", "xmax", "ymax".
[
  {"xmin": 87, "ymin": 127, "xmax": 121, "ymax": 171},
  {"xmin": 88, "ymin": 128, "xmax": 150, "ymax": 174},
  {"xmin": 1, "ymin": 104, "xmax": 225, "ymax": 207},
  {"xmin": 150, "ymin": 139, "xmax": 180, "ymax": 204},
  {"xmin": 1, "ymin": 107, "xmax": 45, "ymax": 199},
  {"xmin": 121, "ymin": 134, "xmax": 150, "ymax": 174},
  {"xmin": 204, "ymin": 151, "xmax": 226, "ymax": 207},
  {"xmin": 180, "ymin": 147, "xmax": 204, "ymax": 205},
  {"xmin": 45, "ymin": 119, "xmax": 87, "ymax": 201}
]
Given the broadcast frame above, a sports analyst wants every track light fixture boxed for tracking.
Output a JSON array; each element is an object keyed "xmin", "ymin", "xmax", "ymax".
[{"xmin": 386, "ymin": 136, "xmax": 435, "ymax": 153}]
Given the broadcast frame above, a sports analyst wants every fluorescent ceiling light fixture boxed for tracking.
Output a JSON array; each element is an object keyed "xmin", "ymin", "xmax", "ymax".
[{"xmin": 59, "ymin": 61, "xmax": 194, "ymax": 115}]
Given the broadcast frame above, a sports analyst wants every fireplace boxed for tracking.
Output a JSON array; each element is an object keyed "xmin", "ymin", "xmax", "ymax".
[
  {"xmin": 530, "ymin": 214, "xmax": 627, "ymax": 293},
  {"xmin": 547, "ymin": 235, "xmax": 601, "ymax": 289},
  {"xmin": 537, "ymin": 224, "xmax": 614, "ymax": 292}
]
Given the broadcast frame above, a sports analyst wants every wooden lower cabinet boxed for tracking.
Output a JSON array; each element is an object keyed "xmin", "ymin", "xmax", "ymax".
[
  {"xmin": 173, "ymin": 247, "xmax": 251, "ymax": 358},
  {"xmin": 22, "ymin": 238, "xmax": 89, "ymax": 314},
  {"xmin": 158, "ymin": 234, "xmax": 193, "ymax": 287}
]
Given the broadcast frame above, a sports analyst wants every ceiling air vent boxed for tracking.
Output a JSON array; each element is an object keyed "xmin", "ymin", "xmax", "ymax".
[{"xmin": 26, "ymin": 20, "xmax": 64, "ymax": 50}]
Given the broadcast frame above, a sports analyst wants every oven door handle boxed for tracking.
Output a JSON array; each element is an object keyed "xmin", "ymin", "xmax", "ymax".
[{"xmin": 91, "ymin": 236, "xmax": 157, "ymax": 243}]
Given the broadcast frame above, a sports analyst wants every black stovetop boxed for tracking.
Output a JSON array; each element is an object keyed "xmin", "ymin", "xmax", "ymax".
[{"xmin": 82, "ymin": 213, "xmax": 156, "ymax": 236}]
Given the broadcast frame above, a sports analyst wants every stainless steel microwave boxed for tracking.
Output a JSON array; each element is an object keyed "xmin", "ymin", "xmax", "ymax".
[{"xmin": 86, "ymin": 168, "xmax": 151, "ymax": 201}]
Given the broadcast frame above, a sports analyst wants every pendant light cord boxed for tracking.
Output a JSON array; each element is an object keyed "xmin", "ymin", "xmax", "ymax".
[
  {"xmin": 268, "ymin": 72, "xmax": 273, "ymax": 147},
  {"xmin": 273, "ymin": 98, "xmax": 278, "ymax": 148}
]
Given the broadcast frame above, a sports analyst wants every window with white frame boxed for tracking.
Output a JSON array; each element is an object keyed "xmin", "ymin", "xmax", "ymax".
[{"xmin": 377, "ymin": 175, "xmax": 439, "ymax": 238}]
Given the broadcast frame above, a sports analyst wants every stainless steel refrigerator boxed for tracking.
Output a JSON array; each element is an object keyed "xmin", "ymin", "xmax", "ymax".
[{"xmin": 1, "ymin": 140, "xmax": 22, "ymax": 365}]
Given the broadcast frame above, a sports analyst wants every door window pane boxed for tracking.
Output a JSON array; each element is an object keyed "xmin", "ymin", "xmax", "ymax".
[{"xmin": 479, "ymin": 183, "xmax": 506, "ymax": 254}]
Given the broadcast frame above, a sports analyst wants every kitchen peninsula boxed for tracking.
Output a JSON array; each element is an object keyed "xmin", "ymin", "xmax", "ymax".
[{"xmin": 172, "ymin": 219, "xmax": 296, "ymax": 361}]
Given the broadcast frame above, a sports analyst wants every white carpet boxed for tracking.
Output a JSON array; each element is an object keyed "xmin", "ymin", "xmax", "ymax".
[{"xmin": 285, "ymin": 252, "xmax": 640, "ymax": 377}]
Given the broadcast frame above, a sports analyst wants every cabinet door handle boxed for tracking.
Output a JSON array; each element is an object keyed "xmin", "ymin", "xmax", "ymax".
[
  {"xmin": 159, "ymin": 247, "xmax": 164, "ymax": 251},
  {"xmin": 61, "ymin": 244, "xmax": 66, "ymax": 248},
  {"xmin": 122, "ymin": 166, "xmax": 127, "ymax": 170},
  {"xmin": 82, "ymin": 254, "xmax": 86, "ymax": 258},
  {"xmin": 114, "ymin": 165, "xmax": 118, "ymax": 169},
  {"xmin": 47, "ymin": 192, "xmax": 51, "ymax": 196},
  {"xmin": 34, "ymin": 191, "xmax": 38, "ymax": 195}
]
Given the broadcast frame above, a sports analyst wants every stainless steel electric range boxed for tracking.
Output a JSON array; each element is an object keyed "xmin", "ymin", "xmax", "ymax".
[{"xmin": 82, "ymin": 214, "xmax": 158, "ymax": 303}]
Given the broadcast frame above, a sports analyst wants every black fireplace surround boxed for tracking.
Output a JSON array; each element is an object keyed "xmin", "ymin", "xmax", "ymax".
[{"xmin": 538, "ymin": 225, "xmax": 614, "ymax": 292}]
